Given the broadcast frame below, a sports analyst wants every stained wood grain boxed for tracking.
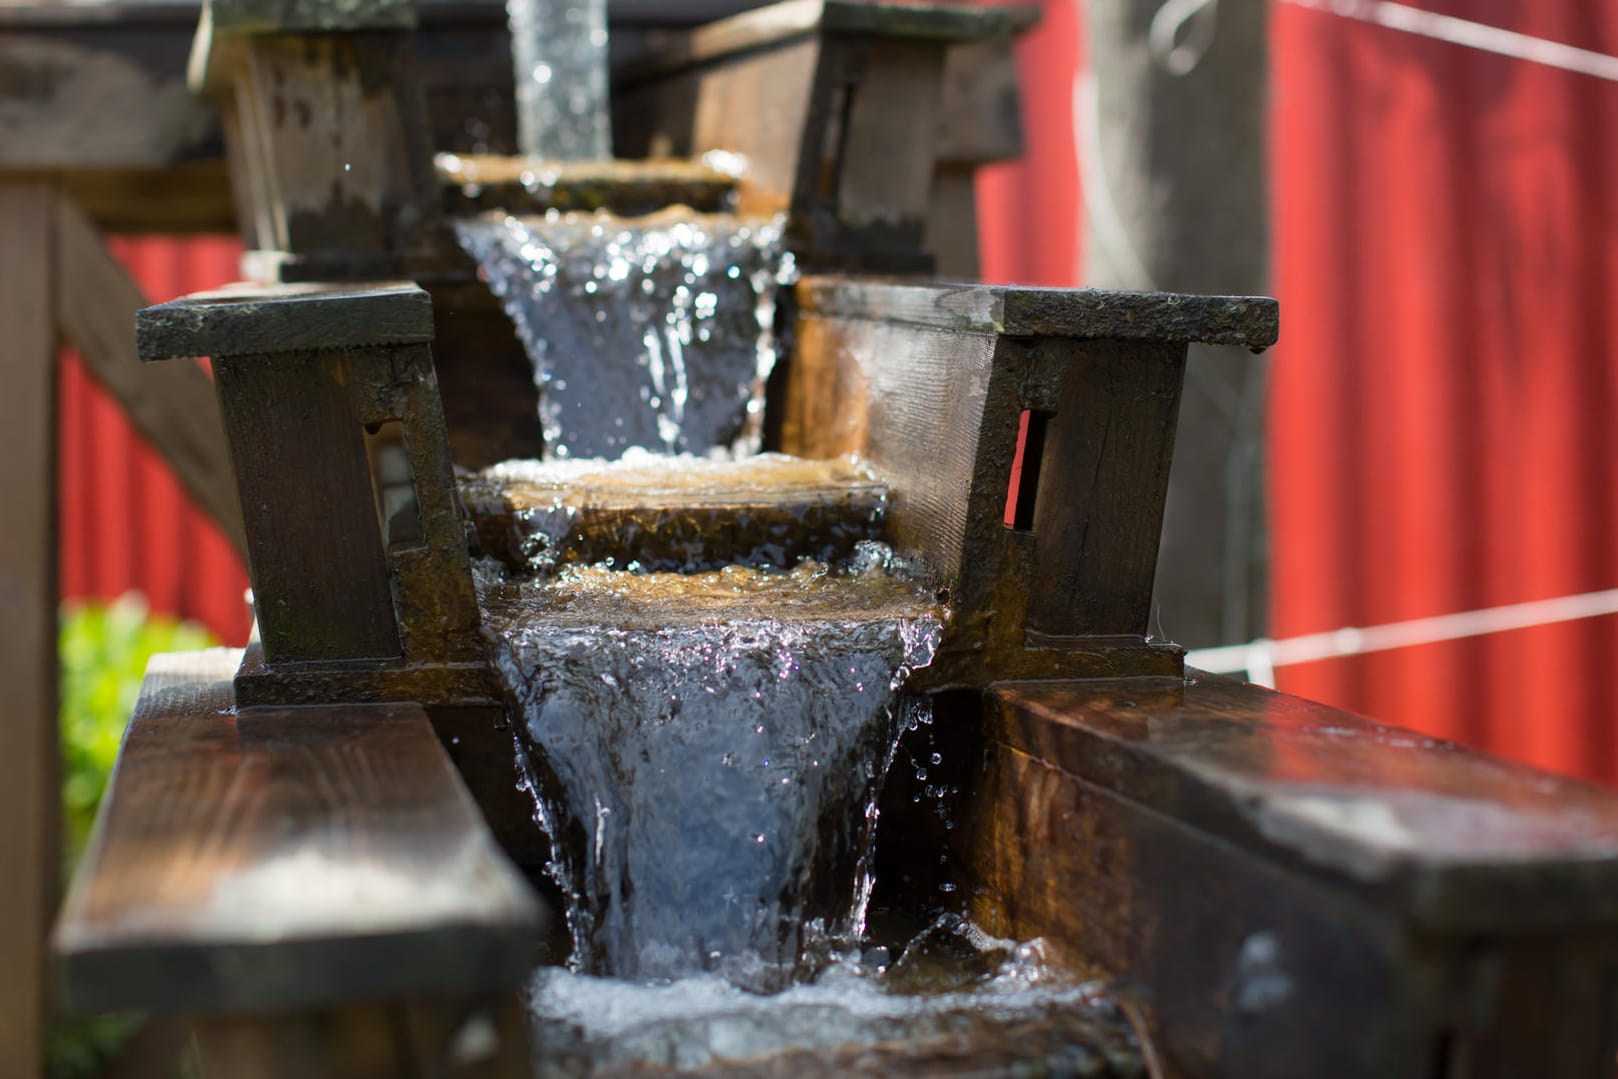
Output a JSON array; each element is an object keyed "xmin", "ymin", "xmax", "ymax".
[
  {"xmin": 992, "ymin": 676, "xmax": 1618, "ymax": 932},
  {"xmin": 785, "ymin": 279, "xmax": 1204, "ymax": 685},
  {"xmin": 54, "ymin": 196, "xmax": 247, "ymax": 552},
  {"xmin": 211, "ymin": 352, "xmax": 402, "ymax": 663},
  {"xmin": 55, "ymin": 649, "xmax": 544, "ymax": 1015},
  {"xmin": 0, "ymin": 182, "xmax": 57, "ymax": 1079},
  {"xmin": 948, "ymin": 678, "xmax": 1618, "ymax": 1077},
  {"xmin": 1026, "ymin": 340, "xmax": 1185, "ymax": 637}
]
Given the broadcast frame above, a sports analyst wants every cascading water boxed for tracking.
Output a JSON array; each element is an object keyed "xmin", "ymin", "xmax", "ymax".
[
  {"xmin": 462, "ymin": 22, "xmax": 1141, "ymax": 1064},
  {"xmin": 478, "ymin": 549, "xmax": 945, "ymax": 987},
  {"xmin": 454, "ymin": 210, "xmax": 793, "ymax": 460},
  {"xmin": 506, "ymin": 0, "xmax": 611, "ymax": 160}
]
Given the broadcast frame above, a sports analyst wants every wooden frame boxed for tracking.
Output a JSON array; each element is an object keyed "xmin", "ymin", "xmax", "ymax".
[{"xmin": 0, "ymin": 182, "xmax": 244, "ymax": 1079}]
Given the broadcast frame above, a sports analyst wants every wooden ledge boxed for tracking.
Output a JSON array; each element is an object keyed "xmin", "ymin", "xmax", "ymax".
[
  {"xmin": 136, "ymin": 282, "xmax": 434, "ymax": 361},
  {"xmin": 459, "ymin": 453, "xmax": 889, "ymax": 573},
  {"xmin": 990, "ymin": 676, "xmax": 1618, "ymax": 934},
  {"xmin": 54, "ymin": 649, "xmax": 544, "ymax": 1015},
  {"xmin": 798, "ymin": 277, "xmax": 1280, "ymax": 350}
]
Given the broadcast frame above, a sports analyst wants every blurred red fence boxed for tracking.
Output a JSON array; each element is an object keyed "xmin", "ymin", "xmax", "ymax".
[
  {"xmin": 60, "ymin": 235, "xmax": 251, "ymax": 645},
  {"xmin": 59, "ymin": 0, "xmax": 1618, "ymax": 784}
]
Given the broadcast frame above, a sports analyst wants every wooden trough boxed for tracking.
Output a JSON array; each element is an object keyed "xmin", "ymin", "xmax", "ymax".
[{"xmin": 28, "ymin": 1, "xmax": 1618, "ymax": 1077}]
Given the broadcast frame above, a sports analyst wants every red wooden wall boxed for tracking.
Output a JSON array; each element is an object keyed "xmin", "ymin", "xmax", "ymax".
[
  {"xmin": 1268, "ymin": 0, "xmax": 1618, "ymax": 785},
  {"xmin": 60, "ymin": 0, "xmax": 1618, "ymax": 783},
  {"xmin": 60, "ymin": 235, "xmax": 251, "ymax": 645},
  {"xmin": 975, "ymin": 0, "xmax": 1618, "ymax": 784}
]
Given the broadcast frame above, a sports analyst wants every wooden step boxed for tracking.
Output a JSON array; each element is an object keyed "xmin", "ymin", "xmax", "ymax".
[{"xmin": 459, "ymin": 453, "xmax": 888, "ymax": 573}]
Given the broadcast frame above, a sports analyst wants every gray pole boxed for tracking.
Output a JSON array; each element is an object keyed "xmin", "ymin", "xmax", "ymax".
[
  {"xmin": 1081, "ymin": 0, "xmax": 1270, "ymax": 649},
  {"xmin": 508, "ymin": 0, "xmax": 613, "ymax": 160}
]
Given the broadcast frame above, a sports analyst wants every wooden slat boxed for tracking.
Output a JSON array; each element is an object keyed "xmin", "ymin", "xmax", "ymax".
[
  {"xmin": 54, "ymin": 196, "xmax": 247, "ymax": 552},
  {"xmin": 136, "ymin": 281, "xmax": 434, "ymax": 360},
  {"xmin": 211, "ymin": 354, "xmax": 402, "ymax": 664},
  {"xmin": 0, "ymin": 182, "xmax": 57, "ymax": 1079},
  {"xmin": 1026, "ymin": 340, "xmax": 1186, "ymax": 638},
  {"xmin": 55, "ymin": 648, "xmax": 544, "ymax": 1014}
]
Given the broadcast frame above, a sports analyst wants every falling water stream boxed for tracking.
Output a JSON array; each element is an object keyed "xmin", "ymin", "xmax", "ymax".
[
  {"xmin": 479, "ymin": 550, "xmax": 945, "ymax": 986},
  {"xmin": 455, "ymin": 210, "xmax": 793, "ymax": 460},
  {"xmin": 467, "ymin": 33, "xmax": 1138, "ymax": 1063},
  {"xmin": 506, "ymin": 0, "xmax": 611, "ymax": 160}
]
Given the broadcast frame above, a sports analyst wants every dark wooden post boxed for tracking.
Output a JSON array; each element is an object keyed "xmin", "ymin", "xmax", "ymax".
[
  {"xmin": 0, "ymin": 182, "xmax": 58, "ymax": 1079},
  {"xmin": 190, "ymin": 0, "xmax": 442, "ymax": 283},
  {"xmin": 137, "ymin": 282, "xmax": 491, "ymax": 708}
]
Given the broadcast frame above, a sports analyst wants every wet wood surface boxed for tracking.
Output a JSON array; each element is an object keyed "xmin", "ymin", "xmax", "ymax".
[
  {"xmin": 212, "ymin": 351, "xmax": 403, "ymax": 663},
  {"xmin": 796, "ymin": 276, "xmax": 1280, "ymax": 346},
  {"xmin": 948, "ymin": 675, "xmax": 1618, "ymax": 1077},
  {"xmin": 992, "ymin": 676, "xmax": 1618, "ymax": 931},
  {"xmin": 460, "ymin": 455, "xmax": 888, "ymax": 573},
  {"xmin": 0, "ymin": 182, "xmax": 58, "ymax": 1079},
  {"xmin": 55, "ymin": 648, "xmax": 544, "ymax": 1015}
]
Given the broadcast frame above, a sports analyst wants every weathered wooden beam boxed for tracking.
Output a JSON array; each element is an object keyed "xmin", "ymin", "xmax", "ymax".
[
  {"xmin": 54, "ymin": 197, "xmax": 247, "ymax": 553},
  {"xmin": 953, "ymin": 675, "xmax": 1618, "ymax": 1078},
  {"xmin": 0, "ymin": 181, "xmax": 57, "ymax": 1079},
  {"xmin": 55, "ymin": 648, "xmax": 544, "ymax": 1016},
  {"xmin": 1082, "ymin": 0, "xmax": 1272, "ymax": 649}
]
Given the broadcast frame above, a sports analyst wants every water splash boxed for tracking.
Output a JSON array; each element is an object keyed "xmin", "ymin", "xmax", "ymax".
[
  {"xmin": 455, "ymin": 210, "xmax": 795, "ymax": 460},
  {"xmin": 479, "ymin": 556, "xmax": 944, "ymax": 986},
  {"xmin": 526, "ymin": 922, "xmax": 1143, "ymax": 1077},
  {"xmin": 506, "ymin": 0, "xmax": 611, "ymax": 160}
]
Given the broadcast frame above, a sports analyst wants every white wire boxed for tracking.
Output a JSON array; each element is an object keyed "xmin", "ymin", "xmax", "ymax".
[
  {"xmin": 1072, "ymin": 70, "xmax": 1156, "ymax": 291},
  {"xmin": 1187, "ymin": 588, "xmax": 1618, "ymax": 684},
  {"xmin": 1150, "ymin": 0, "xmax": 1220, "ymax": 77},
  {"xmin": 1281, "ymin": 0, "xmax": 1618, "ymax": 84}
]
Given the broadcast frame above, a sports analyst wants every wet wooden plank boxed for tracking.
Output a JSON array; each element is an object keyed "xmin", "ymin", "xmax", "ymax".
[
  {"xmin": 459, "ymin": 454, "xmax": 888, "ymax": 573},
  {"xmin": 55, "ymin": 649, "xmax": 544, "ymax": 1015},
  {"xmin": 55, "ymin": 196, "xmax": 246, "ymax": 552},
  {"xmin": 950, "ymin": 678, "xmax": 1618, "ymax": 1077},
  {"xmin": 0, "ymin": 182, "xmax": 57, "ymax": 1079},
  {"xmin": 991, "ymin": 676, "xmax": 1618, "ymax": 932}
]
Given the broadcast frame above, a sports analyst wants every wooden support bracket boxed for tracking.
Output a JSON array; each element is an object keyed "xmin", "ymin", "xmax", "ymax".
[
  {"xmin": 784, "ymin": 276, "xmax": 1279, "ymax": 687},
  {"xmin": 138, "ymin": 281, "xmax": 492, "ymax": 707}
]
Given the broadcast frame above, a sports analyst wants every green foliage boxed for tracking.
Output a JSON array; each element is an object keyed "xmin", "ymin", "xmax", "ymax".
[
  {"xmin": 52, "ymin": 594, "xmax": 215, "ymax": 1079},
  {"xmin": 59, "ymin": 593, "xmax": 216, "ymax": 862}
]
